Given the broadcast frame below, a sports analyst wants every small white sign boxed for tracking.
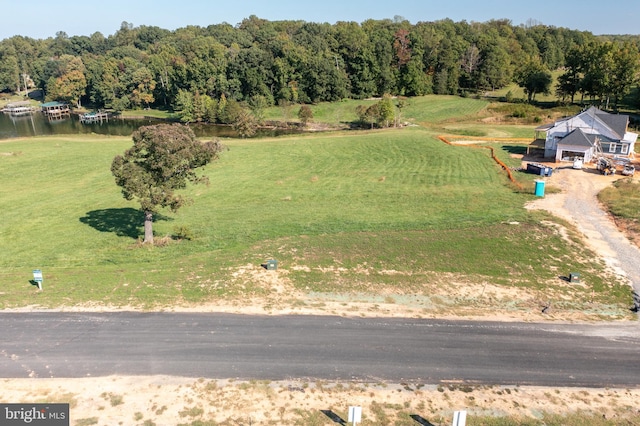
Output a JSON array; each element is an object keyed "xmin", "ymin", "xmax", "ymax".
[
  {"xmin": 348, "ymin": 406, "xmax": 362, "ymax": 424},
  {"xmin": 32, "ymin": 269, "xmax": 43, "ymax": 290},
  {"xmin": 452, "ymin": 410, "xmax": 467, "ymax": 426}
]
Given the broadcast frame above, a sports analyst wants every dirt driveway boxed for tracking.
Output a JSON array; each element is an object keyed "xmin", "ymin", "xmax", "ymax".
[{"xmin": 526, "ymin": 163, "xmax": 640, "ymax": 296}]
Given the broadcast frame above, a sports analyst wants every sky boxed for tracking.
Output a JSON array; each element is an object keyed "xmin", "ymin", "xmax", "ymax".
[{"xmin": 2, "ymin": 0, "xmax": 639, "ymax": 40}]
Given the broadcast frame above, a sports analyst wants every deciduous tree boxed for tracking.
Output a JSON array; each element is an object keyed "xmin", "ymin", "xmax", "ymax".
[
  {"xmin": 609, "ymin": 42, "xmax": 639, "ymax": 109},
  {"xmin": 0, "ymin": 43, "xmax": 20, "ymax": 92},
  {"xmin": 555, "ymin": 47, "xmax": 583, "ymax": 103},
  {"xmin": 514, "ymin": 57, "xmax": 552, "ymax": 102},
  {"xmin": 377, "ymin": 94, "xmax": 396, "ymax": 127},
  {"xmin": 129, "ymin": 66, "xmax": 156, "ymax": 108},
  {"xmin": 175, "ymin": 89, "xmax": 195, "ymax": 122},
  {"xmin": 298, "ymin": 104, "xmax": 313, "ymax": 126},
  {"xmin": 44, "ymin": 55, "xmax": 87, "ymax": 107},
  {"xmin": 111, "ymin": 124, "xmax": 223, "ymax": 244},
  {"xmin": 232, "ymin": 107, "xmax": 259, "ymax": 138}
]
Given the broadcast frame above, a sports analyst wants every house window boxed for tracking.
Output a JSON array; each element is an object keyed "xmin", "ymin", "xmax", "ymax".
[
  {"xmin": 622, "ymin": 144, "xmax": 629, "ymax": 154},
  {"xmin": 609, "ymin": 143, "xmax": 617, "ymax": 153}
]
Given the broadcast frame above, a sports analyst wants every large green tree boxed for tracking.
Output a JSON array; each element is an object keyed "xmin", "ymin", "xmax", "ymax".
[
  {"xmin": 556, "ymin": 46, "xmax": 583, "ymax": 103},
  {"xmin": 0, "ymin": 43, "xmax": 19, "ymax": 92},
  {"xmin": 580, "ymin": 42, "xmax": 614, "ymax": 103},
  {"xmin": 377, "ymin": 93, "xmax": 396, "ymax": 127},
  {"xmin": 609, "ymin": 42, "xmax": 639, "ymax": 109},
  {"xmin": 514, "ymin": 57, "xmax": 552, "ymax": 102},
  {"xmin": 111, "ymin": 124, "xmax": 223, "ymax": 244}
]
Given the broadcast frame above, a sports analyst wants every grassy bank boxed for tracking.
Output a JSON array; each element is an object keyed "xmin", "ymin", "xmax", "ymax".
[{"xmin": 598, "ymin": 177, "xmax": 640, "ymax": 244}]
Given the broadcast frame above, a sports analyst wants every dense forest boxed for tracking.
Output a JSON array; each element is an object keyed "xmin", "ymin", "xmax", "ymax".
[{"xmin": 1, "ymin": 16, "xmax": 639, "ymax": 123}]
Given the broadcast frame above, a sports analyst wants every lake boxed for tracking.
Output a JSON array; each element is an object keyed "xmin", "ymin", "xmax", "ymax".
[{"xmin": 0, "ymin": 112, "xmax": 299, "ymax": 140}]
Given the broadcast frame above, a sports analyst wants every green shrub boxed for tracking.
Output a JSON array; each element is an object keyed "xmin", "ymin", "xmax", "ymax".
[{"xmin": 173, "ymin": 225, "xmax": 194, "ymax": 241}]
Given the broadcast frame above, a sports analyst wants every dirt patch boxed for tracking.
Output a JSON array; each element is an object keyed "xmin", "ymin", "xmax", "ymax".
[{"xmin": 10, "ymin": 263, "xmax": 626, "ymax": 322}]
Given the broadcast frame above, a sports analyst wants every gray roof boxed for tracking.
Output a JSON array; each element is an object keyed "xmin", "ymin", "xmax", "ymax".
[
  {"xmin": 558, "ymin": 128, "xmax": 596, "ymax": 148},
  {"xmin": 582, "ymin": 106, "xmax": 628, "ymax": 139},
  {"xmin": 535, "ymin": 123, "xmax": 554, "ymax": 131},
  {"xmin": 596, "ymin": 111, "xmax": 628, "ymax": 138}
]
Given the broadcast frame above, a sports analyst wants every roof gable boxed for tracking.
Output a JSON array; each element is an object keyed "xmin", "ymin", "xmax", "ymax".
[
  {"xmin": 596, "ymin": 110, "xmax": 628, "ymax": 137},
  {"xmin": 558, "ymin": 128, "xmax": 596, "ymax": 148}
]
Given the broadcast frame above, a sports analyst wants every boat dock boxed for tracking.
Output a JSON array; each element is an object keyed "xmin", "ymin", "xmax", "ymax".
[
  {"xmin": 41, "ymin": 101, "xmax": 70, "ymax": 119},
  {"xmin": 79, "ymin": 111, "xmax": 109, "ymax": 124},
  {"xmin": 2, "ymin": 101, "xmax": 36, "ymax": 115}
]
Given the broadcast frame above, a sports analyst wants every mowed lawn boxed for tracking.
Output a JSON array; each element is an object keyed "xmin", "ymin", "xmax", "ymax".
[
  {"xmin": 1, "ymin": 129, "xmax": 519, "ymax": 266},
  {"xmin": 0, "ymin": 127, "xmax": 631, "ymax": 312},
  {"xmin": 263, "ymin": 95, "xmax": 491, "ymax": 127}
]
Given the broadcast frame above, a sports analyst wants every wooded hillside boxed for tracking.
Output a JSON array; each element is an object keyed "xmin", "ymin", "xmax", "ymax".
[{"xmin": 1, "ymin": 16, "xmax": 638, "ymax": 115}]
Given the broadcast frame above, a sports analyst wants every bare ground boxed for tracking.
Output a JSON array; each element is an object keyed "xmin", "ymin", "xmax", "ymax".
[{"xmin": 3, "ymin": 376, "xmax": 640, "ymax": 425}]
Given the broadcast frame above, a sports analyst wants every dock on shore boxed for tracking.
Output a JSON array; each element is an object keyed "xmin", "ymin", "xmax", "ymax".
[
  {"xmin": 79, "ymin": 111, "xmax": 109, "ymax": 124},
  {"xmin": 41, "ymin": 101, "xmax": 70, "ymax": 119},
  {"xmin": 2, "ymin": 101, "xmax": 36, "ymax": 115}
]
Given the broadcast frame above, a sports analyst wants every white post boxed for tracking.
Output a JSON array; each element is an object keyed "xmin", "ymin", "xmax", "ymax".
[
  {"xmin": 348, "ymin": 406, "xmax": 362, "ymax": 426},
  {"xmin": 452, "ymin": 410, "xmax": 467, "ymax": 426}
]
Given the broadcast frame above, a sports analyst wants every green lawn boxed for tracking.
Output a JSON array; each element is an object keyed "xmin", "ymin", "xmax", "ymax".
[
  {"xmin": 263, "ymin": 95, "xmax": 490, "ymax": 128},
  {"xmin": 484, "ymin": 70, "xmax": 565, "ymax": 103},
  {"xmin": 119, "ymin": 108, "xmax": 177, "ymax": 120},
  {"xmin": 598, "ymin": 178, "xmax": 640, "ymax": 238},
  {"xmin": 440, "ymin": 123, "xmax": 535, "ymax": 139},
  {"xmin": 0, "ymin": 125, "xmax": 631, "ymax": 314},
  {"xmin": 0, "ymin": 129, "xmax": 524, "ymax": 268}
]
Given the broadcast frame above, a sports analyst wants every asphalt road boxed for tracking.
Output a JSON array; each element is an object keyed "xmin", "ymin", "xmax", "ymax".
[{"xmin": 1, "ymin": 313, "xmax": 639, "ymax": 387}]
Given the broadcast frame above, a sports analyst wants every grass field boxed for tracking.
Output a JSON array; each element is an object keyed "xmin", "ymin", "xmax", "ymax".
[
  {"xmin": 598, "ymin": 178, "xmax": 640, "ymax": 241},
  {"xmin": 0, "ymin": 120, "xmax": 632, "ymax": 315},
  {"xmin": 264, "ymin": 95, "xmax": 491, "ymax": 128},
  {"xmin": 484, "ymin": 70, "xmax": 565, "ymax": 103}
]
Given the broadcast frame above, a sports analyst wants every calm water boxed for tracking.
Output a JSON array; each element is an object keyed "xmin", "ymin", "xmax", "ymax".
[{"xmin": 0, "ymin": 112, "xmax": 298, "ymax": 140}]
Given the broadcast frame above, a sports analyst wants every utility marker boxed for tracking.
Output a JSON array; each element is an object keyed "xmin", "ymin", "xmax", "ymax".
[
  {"xmin": 32, "ymin": 269, "xmax": 43, "ymax": 291},
  {"xmin": 348, "ymin": 406, "xmax": 362, "ymax": 425},
  {"xmin": 452, "ymin": 410, "xmax": 467, "ymax": 426}
]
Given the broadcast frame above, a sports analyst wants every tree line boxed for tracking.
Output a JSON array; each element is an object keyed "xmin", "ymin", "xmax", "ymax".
[{"xmin": 1, "ymin": 16, "xmax": 639, "ymax": 122}]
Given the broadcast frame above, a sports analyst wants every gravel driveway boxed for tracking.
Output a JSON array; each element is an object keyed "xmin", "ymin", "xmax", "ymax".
[{"xmin": 527, "ymin": 165, "xmax": 640, "ymax": 298}]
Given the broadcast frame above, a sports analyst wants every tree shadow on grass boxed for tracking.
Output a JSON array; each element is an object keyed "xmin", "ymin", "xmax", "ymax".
[
  {"xmin": 79, "ymin": 208, "xmax": 171, "ymax": 239},
  {"xmin": 500, "ymin": 144, "xmax": 527, "ymax": 156}
]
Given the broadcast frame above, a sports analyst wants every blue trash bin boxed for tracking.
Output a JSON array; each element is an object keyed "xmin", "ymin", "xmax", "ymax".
[{"xmin": 534, "ymin": 180, "xmax": 545, "ymax": 197}]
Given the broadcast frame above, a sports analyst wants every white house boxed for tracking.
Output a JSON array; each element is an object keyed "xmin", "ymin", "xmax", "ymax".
[{"xmin": 532, "ymin": 106, "xmax": 637, "ymax": 162}]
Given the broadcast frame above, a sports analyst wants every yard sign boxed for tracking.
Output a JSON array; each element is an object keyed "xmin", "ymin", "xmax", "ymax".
[{"xmin": 32, "ymin": 269, "xmax": 43, "ymax": 290}]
